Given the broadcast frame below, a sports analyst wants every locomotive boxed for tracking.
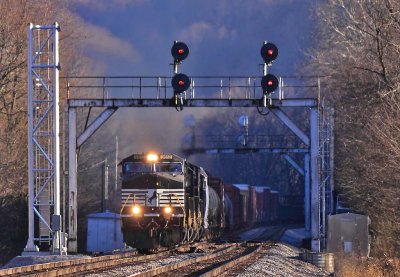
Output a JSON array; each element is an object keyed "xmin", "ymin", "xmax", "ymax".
[{"xmin": 119, "ymin": 153, "xmax": 223, "ymax": 251}]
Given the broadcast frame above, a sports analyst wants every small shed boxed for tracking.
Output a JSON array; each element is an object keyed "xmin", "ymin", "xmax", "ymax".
[
  {"xmin": 86, "ymin": 211, "xmax": 124, "ymax": 253},
  {"xmin": 327, "ymin": 213, "xmax": 370, "ymax": 257}
]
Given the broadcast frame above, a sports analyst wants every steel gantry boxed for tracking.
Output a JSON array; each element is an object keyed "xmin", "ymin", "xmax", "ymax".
[
  {"xmin": 25, "ymin": 23, "xmax": 65, "ymax": 254},
  {"xmin": 65, "ymin": 75, "xmax": 327, "ymax": 253}
]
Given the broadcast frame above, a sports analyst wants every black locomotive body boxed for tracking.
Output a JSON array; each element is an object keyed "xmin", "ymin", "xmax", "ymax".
[{"xmin": 120, "ymin": 153, "xmax": 222, "ymax": 250}]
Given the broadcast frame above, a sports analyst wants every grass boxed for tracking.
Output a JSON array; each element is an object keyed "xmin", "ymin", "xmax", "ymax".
[{"xmin": 335, "ymin": 255, "xmax": 400, "ymax": 277}]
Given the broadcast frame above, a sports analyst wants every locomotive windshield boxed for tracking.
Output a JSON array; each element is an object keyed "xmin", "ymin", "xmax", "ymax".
[
  {"xmin": 156, "ymin": 162, "xmax": 182, "ymax": 173},
  {"xmin": 124, "ymin": 163, "xmax": 152, "ymax": 173},
  {"xmin": 124, "ymin": 162, "xmax": 182, "ymax": 174}
]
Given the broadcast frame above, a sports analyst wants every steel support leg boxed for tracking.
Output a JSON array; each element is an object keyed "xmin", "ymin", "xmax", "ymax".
[
  {"xmin": 24, "ymin": 23, "xmax": 39, "ymax": 253},
  {"xmin": 68, "ymin": 108, "xmax": 78, "ymax": 253},
  {"xmin": 329, "ymin": 108, "xmax": 335, "ymax": 214},
  {"xmin": 304, "ymin": 153, "xmax": 311, "ymax": 238},
  {"xmin": 310, "ymin": 107, "xmax": 320, "ymax": 252},
  {"xmin": 52, "ymin": 22, "xmax": 61, "ymax": 254}
]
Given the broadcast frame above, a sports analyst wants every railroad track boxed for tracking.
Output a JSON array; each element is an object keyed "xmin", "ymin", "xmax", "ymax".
[
  {"xmin": 0, "ymin": 249, "xmax": 169, "ymax": 277},
  {"xmin": 220, "ymin": 225, "xmax": 287, "ymax": 244},
  {"xmin": 246, "ymin": 225, "xmax": 287, "ymax": 243},
  {"xmin": 0, "ymin": 242, "xmax": 221, "ymax": 277},
  {"xmin": 128, "ymin": 243, "xmax": 263, "ymax": 277},
  {"xmin": 0, "ymin": 226, "xmax": 287, "ymax": 276}
]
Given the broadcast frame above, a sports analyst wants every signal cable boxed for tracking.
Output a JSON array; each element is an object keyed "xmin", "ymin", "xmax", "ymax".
[{"xmin": 257, "ymin": 106, "xmax": 270, "ymax": 116}]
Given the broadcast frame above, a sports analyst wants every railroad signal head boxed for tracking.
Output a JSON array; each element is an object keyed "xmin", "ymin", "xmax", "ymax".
[
  {"xmin": 260, "ymin": 42, "xmax": 278, "ymax": 64},
  {"xmin": 171, "ymin": 41, "xmax": 189, "ymax": 63},
  {"xmin": 171, "ymin": 73, "xmax": 191, "ymax": 93},
  {"xmin": 261, "ymin": 74, "xmax": 279, "ymax": 94}
]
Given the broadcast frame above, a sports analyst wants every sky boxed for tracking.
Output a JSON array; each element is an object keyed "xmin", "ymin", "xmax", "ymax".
[
  {"xmin": 73, "ymin": 0, "xmax": 312, "ymax": 76},
  {"xmin": 69, "ymin": 0, "xmax": 314, "ymax": 176}
]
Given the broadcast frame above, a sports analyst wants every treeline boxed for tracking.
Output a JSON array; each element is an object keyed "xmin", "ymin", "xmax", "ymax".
[
  {"xmin": 309, "ymin": 0, "xmax": 400, "ymax": 256},
  {"xmin": 0, "ymin": 0, "xmax": 398, "ymax": 266}
]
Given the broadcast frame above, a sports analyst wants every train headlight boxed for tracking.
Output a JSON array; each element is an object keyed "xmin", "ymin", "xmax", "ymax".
[
  {"xmin": 164, "ymin": 206, "xmax": 172, "ymax": 214},
  {"xmin": 147, "ymin": 153, "xmax": 159, "ymax": 162},
  {"xmin": 132, "ymin": 205, "xmax": 141, "ymax": 215}
]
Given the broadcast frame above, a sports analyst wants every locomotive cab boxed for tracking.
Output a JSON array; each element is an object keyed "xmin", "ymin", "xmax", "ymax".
[{"xmin": 120, "ymin": 153, "xmax": 186, "ymax": 249}]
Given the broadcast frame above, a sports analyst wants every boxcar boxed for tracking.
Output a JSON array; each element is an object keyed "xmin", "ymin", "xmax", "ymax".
[
  {"xmin": 262, "ymin": 187, "xmax": 271, "ymax": 222},
  {"xmin": 255, "ymin": 187, "xmax": 265, "ymax": 224},
  {"xmin": 249, "ymin": 186, "xmax": 257, "ymax": 225},
  {"xmin": 270, "ymin": 190, "xmax": 279, "ymax": 222},
  {"xmin": 233, "ymin": 184, "xmax": 250, "ymax": 227},
  {"xmin": 223, "ymin": 184, "xmax": 241, "ymax": 230}
]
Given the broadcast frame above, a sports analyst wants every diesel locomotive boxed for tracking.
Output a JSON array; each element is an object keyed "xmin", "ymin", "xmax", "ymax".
[{"xmin": 119, "ymin": 153, "xmax": 223, "ymax": 251}]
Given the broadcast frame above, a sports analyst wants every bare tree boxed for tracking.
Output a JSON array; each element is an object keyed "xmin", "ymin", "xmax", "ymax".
[
  {"xmin": 309, "ymin": 0, "xmax": 400, "ymax": 256},
  {"xmin": 0, "ymin": 0, "xmax": 98, "ymax": 262}
]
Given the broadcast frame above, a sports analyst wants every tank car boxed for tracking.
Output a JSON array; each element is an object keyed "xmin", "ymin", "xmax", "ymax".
[{"xmin": 119, "ymin": 153, "xmax": 222, "ymax": 251}]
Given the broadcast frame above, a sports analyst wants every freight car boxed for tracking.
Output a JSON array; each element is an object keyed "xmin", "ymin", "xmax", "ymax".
[
  {"xmin": 119, "ymin": 153, "xmax": 222, "ymax": 251},
  {"xmin": 221, "ymin": 184, "xmax": 281, "ymax": 230}
]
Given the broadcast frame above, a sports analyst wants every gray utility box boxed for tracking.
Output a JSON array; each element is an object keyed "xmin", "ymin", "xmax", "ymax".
[
  {"xmin": 327, "ymin": 213, "xmax": 370, "ymax": 257},
  {"xmin": 86, "ymin": 211, "xmax": 124, "ymax": 253}
]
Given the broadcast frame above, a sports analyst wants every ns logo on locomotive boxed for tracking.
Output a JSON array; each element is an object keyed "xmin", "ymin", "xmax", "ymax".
[{"xmin": 120, "ymin": 152, "xmax": 223, "ymax": 251}]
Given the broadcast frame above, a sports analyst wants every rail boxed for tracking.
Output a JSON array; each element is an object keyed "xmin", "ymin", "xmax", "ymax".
[
  {"xmin": 129, "ymin": 244, "xmax": 239, "ymax": 277},
  {"xmin": 0, "ymin": 250, "xmax": 171, "ymax": 276}
]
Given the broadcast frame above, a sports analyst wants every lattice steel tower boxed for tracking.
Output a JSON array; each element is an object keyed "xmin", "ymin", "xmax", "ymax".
[
  {"xmin": 24, "ymin": 23, "xmax": 64, "ymax": 254},
  {"xmin": 319, "ymin": 104, "xmax": 335, "ymax": 248}
]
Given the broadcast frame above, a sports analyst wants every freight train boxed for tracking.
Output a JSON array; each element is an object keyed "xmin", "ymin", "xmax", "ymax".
[{"xmin": 119, "ymin": 152, "xmax": 279, "ymax": 251}]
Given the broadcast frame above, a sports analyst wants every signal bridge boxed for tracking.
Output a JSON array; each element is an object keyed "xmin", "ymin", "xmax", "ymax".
[{"xmin": 65, "ymin": 75, "xmax": 331, "ymax": 254}]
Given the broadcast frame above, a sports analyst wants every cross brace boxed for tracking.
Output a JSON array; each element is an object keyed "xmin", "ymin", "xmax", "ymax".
[{"xmin": 183, "ymin": 148, "xmax": 309, "ymax": 155}]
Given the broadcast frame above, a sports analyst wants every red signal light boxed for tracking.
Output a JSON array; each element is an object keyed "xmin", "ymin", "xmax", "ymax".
[
  {"xmin": 261, "ymin": 74, "xmax": 279, "ymax": 94},
  {"xmin": 261, "ymin": 42, "xmax": 278, "ymax": 63},
  {"xmin": 171, "ymin": 41, "xmax": 189, "ymax": 63},
  {"xmin": 172, "ymin": 73, "xmax": 191, "ymax": 94}
]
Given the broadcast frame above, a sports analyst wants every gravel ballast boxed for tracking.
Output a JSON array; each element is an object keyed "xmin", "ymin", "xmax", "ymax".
[{"xmin": 234, "ymin": 243, "xmax": 329, "ymax": 277}]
